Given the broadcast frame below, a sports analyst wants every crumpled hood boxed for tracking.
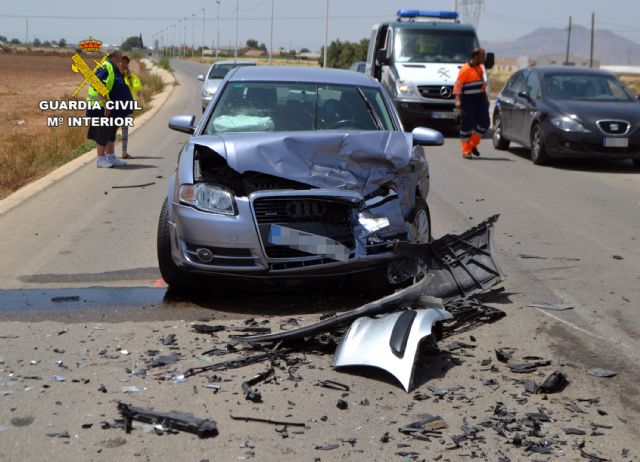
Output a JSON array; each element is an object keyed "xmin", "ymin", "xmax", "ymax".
[
  {"xmin": 192, "ymin": 131, "xmax": 422, "ymax": 198},
  {"xmin": 395, "ymin": 63, "xmax": 462, "ymax": 86}
]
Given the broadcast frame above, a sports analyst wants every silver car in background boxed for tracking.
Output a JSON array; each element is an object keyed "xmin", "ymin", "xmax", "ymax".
[
  {"xmin": 160, "ymin": 66, "xmax": 443, "ymax": 290},
  {"xmin": 198, "ymin": 60, "xmax": 256, "ymax": 111}
]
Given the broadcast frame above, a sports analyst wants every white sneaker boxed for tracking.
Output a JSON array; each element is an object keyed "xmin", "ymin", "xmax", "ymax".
[
  {"xmin": 97, "ymin": 157, "xmax": 114, "ymax": 168},
  {"xmin": 106, "ymin": 153, "xmax": 127, "ymax": 166}
]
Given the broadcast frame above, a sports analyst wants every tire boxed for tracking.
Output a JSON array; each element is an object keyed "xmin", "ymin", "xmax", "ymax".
[
  {"xmin": 157, "ymin": 198, "xmax": 198, "ymax": 290},
  {"xmin": 492, "ymin": 112, "xmax": 510, "ymax": 150},
  {"xmin": 407, "ymin": 197, "xmax": 432, "ymax": 244},
  {"xmin": 632, "ymin": 159, "xmax": 640, "ymax": 169},
  {"xmin": 530, "ymin": 123, "xmax": 550, "ymax": 165}
]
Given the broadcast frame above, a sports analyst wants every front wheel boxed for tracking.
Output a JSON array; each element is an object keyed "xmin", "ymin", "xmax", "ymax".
[
  {"xmin": 157, "ymin": 198, "xmax": 199, "ymax": 291},
  {"xmin": 492, "ymin": 113, "xmax": 510, "ymax": 150},
  {"xmin": 407, "ymin": 198, "xmax": 431, "ymax": 244},
  {"xmin": 530, "ymin": 123, "xmax": 550, "ymax": 165},
  {"xmin": 632, "ymin": 159, "xmax": 640, "ymax": 169}
]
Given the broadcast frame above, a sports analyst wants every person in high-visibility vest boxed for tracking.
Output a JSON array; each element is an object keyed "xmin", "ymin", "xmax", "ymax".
[
  {"xmin": 453, "ymin": 48, "xmax": 490, "ymax": 159},
  {"xmin": 86, "ymin": 50, "xmax": 132, "ymax": 168},
  {"xmin": 119, "ymin": 55, "xmax": 141, "ymax": 159}
]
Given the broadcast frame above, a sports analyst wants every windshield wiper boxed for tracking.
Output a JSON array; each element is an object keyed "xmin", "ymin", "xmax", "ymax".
[{"xmin": 356, "ymin": 87, "xmax": 384, "ymax": 130}]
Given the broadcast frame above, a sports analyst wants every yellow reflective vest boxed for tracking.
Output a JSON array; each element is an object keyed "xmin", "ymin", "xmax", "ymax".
[
  {"xmin": 87, "ymin": 59, "xmax": 115, "ymax": 107},
  {"xmin": 124, "ymin": 73, "xmax": 141, "ymax": 100}
]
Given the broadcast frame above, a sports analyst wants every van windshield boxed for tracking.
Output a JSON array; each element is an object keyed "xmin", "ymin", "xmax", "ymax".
[{"xmin": 394, "ymin": 28, "xmax": 478, "ymax": 63}]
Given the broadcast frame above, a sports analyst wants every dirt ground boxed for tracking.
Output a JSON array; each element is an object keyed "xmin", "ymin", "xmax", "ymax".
[{"xmin": 0, "ymin": 295, "xmax": 635, "ymax": 461}]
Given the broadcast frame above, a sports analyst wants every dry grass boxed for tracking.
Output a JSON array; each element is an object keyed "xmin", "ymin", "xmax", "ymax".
[{"xmin": 0, "ymin": 53, "xmax": 165, "ymax": 199}]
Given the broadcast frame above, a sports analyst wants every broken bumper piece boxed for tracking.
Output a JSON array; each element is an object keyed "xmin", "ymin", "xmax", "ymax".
[
  {"xmin": 332, "ymin": 302, "xmax": 453, "ymax": 392},
  {"xmin": 391, "ymin": 214, "xmax": 503, "ymax": 299},
  {"xmin": 117, "ymin": 402, "xmax": 218, "ymax": 438}
]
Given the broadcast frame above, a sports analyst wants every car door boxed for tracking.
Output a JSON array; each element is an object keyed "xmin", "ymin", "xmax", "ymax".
[
  {"xmin": 497, "ymin": 71, "xmax": 525, "ymax": 140},
  {"xmin": 518, "ymin": 70, "xmax": 543, "ymax": 144},
  {"xmin": 509, "ymin": 70, "xmax": 530, "ymax": 144}
]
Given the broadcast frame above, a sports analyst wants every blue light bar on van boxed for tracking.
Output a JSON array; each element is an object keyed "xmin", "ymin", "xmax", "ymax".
[{"xmin": 397, "ymin": 9, "xmax": 459, "ymax": 20}]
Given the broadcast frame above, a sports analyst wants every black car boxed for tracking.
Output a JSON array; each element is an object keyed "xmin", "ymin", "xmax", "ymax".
[{"xmin": 493, "ymin": 66, "xmax": 640, "ymax": 167}]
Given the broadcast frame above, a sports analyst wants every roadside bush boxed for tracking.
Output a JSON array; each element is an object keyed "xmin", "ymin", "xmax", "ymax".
[{"xmin": 156, "ymin": 57, "xmax": 172, "ymax": 72}]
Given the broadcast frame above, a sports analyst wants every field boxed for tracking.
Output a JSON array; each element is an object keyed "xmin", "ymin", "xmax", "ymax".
[{"xmin": 0, "ymin": 52, "xmax": 162, "ymax": 199}]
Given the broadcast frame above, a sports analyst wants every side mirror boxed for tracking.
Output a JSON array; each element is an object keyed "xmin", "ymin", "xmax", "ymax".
[
  {"xmin": 517, "ymin": 90, "xmax": 531, "ymax": 101},
  {"xmin": 197, "ymin": 74, "xmax": 205, "ymax": 81},
  {"xmin": 169, "ymin": 115, "xmax": 196, "ymax": 134},
  {"xmin": 411, "ymin": 127, "xmax": 444, "ymax": 146},
  {"xmin": 485, "ymin": 52, "xmax": 495, "ymax": 70},
  {"xmin": 375, "ymin": 49, "xmax": 389, "ymax": 66}
]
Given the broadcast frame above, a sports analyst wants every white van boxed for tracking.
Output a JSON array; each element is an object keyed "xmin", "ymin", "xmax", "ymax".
[{"xmin": 366, "ymin": 9, "xmax": 494, "ymax": 128}]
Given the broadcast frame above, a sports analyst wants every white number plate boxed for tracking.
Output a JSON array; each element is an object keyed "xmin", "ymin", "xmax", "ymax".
[
  {"xmin": 432, "ymin": 111, "xmax": 457, "ymax": 119},
  {"xmin": 604, "ymin": 137, "xmax": 628, "ymax": 148}
]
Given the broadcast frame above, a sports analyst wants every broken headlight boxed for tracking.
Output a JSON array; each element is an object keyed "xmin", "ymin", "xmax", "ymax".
[{"xmin": 179, "ymin": 183, "xmax": 236, "ymax": 215}]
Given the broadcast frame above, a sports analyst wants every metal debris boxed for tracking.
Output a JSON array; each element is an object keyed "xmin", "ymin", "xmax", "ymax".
[
  {"xmin": 586, "ymin": 368, "xmax": 617, "ymax": 378},
  {"xmin": 242, "ymin": 368, "xmax": 275, "ymax": 403},
  {"xmin": 528, "ymin": 301, "xmax": 573, "ymax": 311},
  {"xmin": 317, "ymin": 380, "xmax": 350, "ymax": 392},
  {"xmin": 229, "ymin": 415, "xmax": 306, "ymax": 427},
  {"xmin": 111, "ymin": 182, "xmax": 156, "ymax": 189}
]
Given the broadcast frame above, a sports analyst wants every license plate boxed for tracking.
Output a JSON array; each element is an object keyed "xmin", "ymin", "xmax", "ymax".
[
  {"xmin": 432, "ymin": 111, "xmax": 457, "ymax": 119},
  {"xmin": 603, "ymin": 137, "xmax": 628, "ymax": 148}
]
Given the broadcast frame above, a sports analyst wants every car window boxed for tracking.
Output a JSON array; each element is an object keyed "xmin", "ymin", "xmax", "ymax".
[
  {"xmin": 543, "ymin": 73, "xmax": 634, "ymax": 101},
  {"xmin": 504, "ymin": 71, "xmax": 527, "ymax": 96},
  {"xmin": 208, "ymin": 63, "xmax": 255, "ymax": 79},
  {"xmin": 394, "ymin": 28, "xmax": 478, "ymax": 63},
  {"xmin": 204, "ymin": 82, "xmax": 395, "ymax": 134},
  {"xmin": 525, "ymin": 72, "xmax": 542, "ymax": 99}
]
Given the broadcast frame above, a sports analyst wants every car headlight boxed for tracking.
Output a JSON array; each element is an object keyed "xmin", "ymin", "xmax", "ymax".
[
  {"xmin": 396, "ymin": 80, "xmax": 419, "ymax": 97},
  {"xmin": 179, "ymin": 183, "xmax": 236, "ymax": 215},
  {"xmin": 551, "ymin": 115, "xmax": 589, "ymax": 133}
]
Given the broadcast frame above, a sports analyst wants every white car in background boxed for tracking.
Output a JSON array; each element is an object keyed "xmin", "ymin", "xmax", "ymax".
[{"xmin": 198, "ymin": 60, "xmax": 256, "ymax": 111}]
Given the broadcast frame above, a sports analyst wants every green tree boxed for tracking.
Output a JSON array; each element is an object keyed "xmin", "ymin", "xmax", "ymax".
[
  {"xmin": 58, "ymin": 38, "xmax": 66, "ymax": 48},
  {"xmin": 122, "ymin": 35, "xmax": 143, "ymax": 51},
  {"xmin": 33, "ymin": 38, "xmax": 42, "ymax": 47},
  {"xmin": 10, "ymin": 38, "xmax": 20, "ymax": 44},
  {"xmin": 300, "ymin": 47, "xmax": 310, "ymax": 53},
  {"xmin": 319, "ymin": 38, "xmax": 369, "ymax": 68},
  {"xmin": 246, "ymin": 38, "xmax": 258, "ymax": 48},
  {"xmin": 0, "ymin": 35, "xmax": 7, "ymax": 42}
]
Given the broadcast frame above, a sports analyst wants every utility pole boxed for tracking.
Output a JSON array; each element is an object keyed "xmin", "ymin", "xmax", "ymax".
[
  {"xmin": 323, "ymin": 0, "xmax": 329, "ymax": 68},
  {"xmin": 589, "ymin": 12, "xmax": 595, "ymax": 68},
  {"xmin": 192, "ymin": 13, "xmax": 196, "ymax": 57},
  {"xmin": 202, "ymin": 8, "xmax": 206, "ymax": 52},
  {"xmin": 183, "ymin": 17, "xmax": 187, "ymax": 57},
  {"xmin": 216, "ymin": 1, "xmax": 221, "ymax": 59},
  {"xmin": 564, "ymin": 15, "xmax": 572, "ymax": 65},
  {"xmin": 25, "ymin": 18, "xmax": 29, "ymax": 45},
  {"xmin": 269, "ymin": 0, "xmax": 274, "ymax": 65},
  {"xmin": 234, "ymin": 0, "xmax": 239, "ymax": 61}
]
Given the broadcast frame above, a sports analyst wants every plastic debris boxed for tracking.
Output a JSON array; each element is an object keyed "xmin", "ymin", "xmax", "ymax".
[
  {"xmin": 528, "ymin": 301, "xmax": 573, "ymax": 311},
  {"xmin": 118, "ymin": 402, "xmax": 218, "ymax": 438},
  {"xmin": 586, "ymin": 368, "xmax": 617, "ymax": 378}
]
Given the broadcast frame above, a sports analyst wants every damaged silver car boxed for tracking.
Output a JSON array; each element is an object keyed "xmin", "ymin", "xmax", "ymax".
[{"xmin": 158, "ymin": 66, "xmax": 443, "ymax": 289}]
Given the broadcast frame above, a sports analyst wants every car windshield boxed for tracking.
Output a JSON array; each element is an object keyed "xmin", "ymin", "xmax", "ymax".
[
  {"xmin": 543, "ymin": 73, "xmax": 634, "ymax": 101},
  {"xmin": 204, "ymin": 81, "xmax": 395, "ymax": 134},
  {"xmin": 208, "ymin": 63, "xmax": 254, "ymax": 79},
  {"xmin": 394, "ymin": 28, "xmax": 478, "ymax": 63}
]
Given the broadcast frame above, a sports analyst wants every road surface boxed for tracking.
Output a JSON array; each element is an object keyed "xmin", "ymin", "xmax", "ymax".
[{"xmin": 1, "ymin": 59, "xmax": 639, "ymax": 451}]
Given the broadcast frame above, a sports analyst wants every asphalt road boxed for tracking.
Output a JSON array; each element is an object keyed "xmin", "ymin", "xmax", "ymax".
[{"xmin": 1, "ymin": 58, "xmax": 639, "ymax": 410}]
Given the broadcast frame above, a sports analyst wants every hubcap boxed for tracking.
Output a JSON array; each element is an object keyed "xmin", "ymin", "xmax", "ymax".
[{"xmin": 414, "ymin": 209, "xmax": 430, "ymax": 243}]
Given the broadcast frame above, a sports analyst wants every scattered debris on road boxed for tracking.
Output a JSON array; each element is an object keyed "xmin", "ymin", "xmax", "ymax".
[{"xmin": 117, "ymin": 402, "xmax": 218, "ymax": 438}]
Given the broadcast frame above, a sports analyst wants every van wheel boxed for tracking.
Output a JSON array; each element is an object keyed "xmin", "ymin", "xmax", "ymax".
[{"xmin": 157, "ymin": 198, "xmax": 198, "ymax": 291}]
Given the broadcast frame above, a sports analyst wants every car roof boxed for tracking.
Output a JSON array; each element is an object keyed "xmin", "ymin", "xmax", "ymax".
[
  {"xmin": 227, "ymin": 66, "xmax": 379, "ymax": 87},
  {"xmin": 212, "ymin": 60, "xmax": 256, "ymax": 66},
  {"xmin": 527, "ymin": 66, "xmax": 614, "ymax": 76}
]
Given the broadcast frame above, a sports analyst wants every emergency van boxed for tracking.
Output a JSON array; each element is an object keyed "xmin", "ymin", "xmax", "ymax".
[{"xmin": 366, "ymin": 9, "xmax": 494, "ymax": 127}]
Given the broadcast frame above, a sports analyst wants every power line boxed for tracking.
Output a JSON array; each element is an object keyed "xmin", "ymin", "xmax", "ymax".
[{"xmin": 0, "ymin": 13, "xmax": 389, "ymax": 21}]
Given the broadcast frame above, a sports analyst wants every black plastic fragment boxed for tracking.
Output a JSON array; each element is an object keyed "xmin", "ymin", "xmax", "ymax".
[
  {"xmin": 389, "ymin": 310, "xmax": 417, "ymax": 358},
  {"xmin": 317, "ymin": 380, "xmax": 350, "ymax": 392},
  {"xmin": 336, "ymin": 399, "xmax": 349, "ymax": 410},
  {"xmin": 242, "ymin": 368, "xmax": 275, "ymax": 403},
  {"xmin": 230, "ymin": 415, "xmax": 306, "ymax": 427},
  {"xmin": 586, "ymin": 368, "xmax": 617, "ymax": 378},
  {"xmin": 495, "ymin": 348, "xmax": 514, "ymax": 363},
  {"xmin": 508, "ymin": 360, "xmax": 551, "ymax": 373},
  {"xmin": 192, "ymin": 324, "xmax": 225, "ymax": 334},
  {"xmin": 117, "ymin": 402, "xmax": 218, "ymax": 438}
]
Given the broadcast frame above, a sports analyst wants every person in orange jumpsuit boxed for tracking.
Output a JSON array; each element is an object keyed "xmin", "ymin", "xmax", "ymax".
[{"xmin": 453, "ymin": 48, "xmax": 490, "ymax": 159}]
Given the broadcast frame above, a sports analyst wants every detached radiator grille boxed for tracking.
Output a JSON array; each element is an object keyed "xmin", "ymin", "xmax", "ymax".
[{"xmin": 253, "ymin": 197, "xmax": 354, "ymax": 259}]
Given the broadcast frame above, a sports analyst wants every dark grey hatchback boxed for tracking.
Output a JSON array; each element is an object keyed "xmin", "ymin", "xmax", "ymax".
[{"xmin": 492, "ymin": 66, "xmax": 640, "ymax": 167}]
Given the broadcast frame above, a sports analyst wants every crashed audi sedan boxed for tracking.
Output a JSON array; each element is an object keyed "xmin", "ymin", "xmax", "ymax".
[{"xmin": 158, "ymin": 66, "xmax": 443, "ymax": 289}]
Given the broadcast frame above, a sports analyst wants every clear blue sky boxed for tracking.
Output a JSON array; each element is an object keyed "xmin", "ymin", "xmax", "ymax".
[{"xmin": 1, "ymin": 0, "xmax": 638, "ymax": 50}]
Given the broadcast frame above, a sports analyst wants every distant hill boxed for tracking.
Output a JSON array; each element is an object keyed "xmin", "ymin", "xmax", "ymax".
[{"xmin": 484, "ymin": 25, "xmax": 640, "ymax": 66}]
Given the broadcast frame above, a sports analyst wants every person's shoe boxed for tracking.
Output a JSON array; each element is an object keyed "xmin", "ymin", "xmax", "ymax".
[
  {"xmin": 472, "ymin": 147, "xmax": 481, "ymax": 156},
  {"xmin": 463, "ymin": 153, "xmax": 473, "ymax": 159},
  {"xmin": 121, "ymin": 152, "xmax": 133, "ymax": 159},
  {"xmin": 106, "ymin": 153, "xmax": 127, "ymax": 166},
  {"xmin": 96, "ymin": 157, "xmax": 113, "ymax": 168}
]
